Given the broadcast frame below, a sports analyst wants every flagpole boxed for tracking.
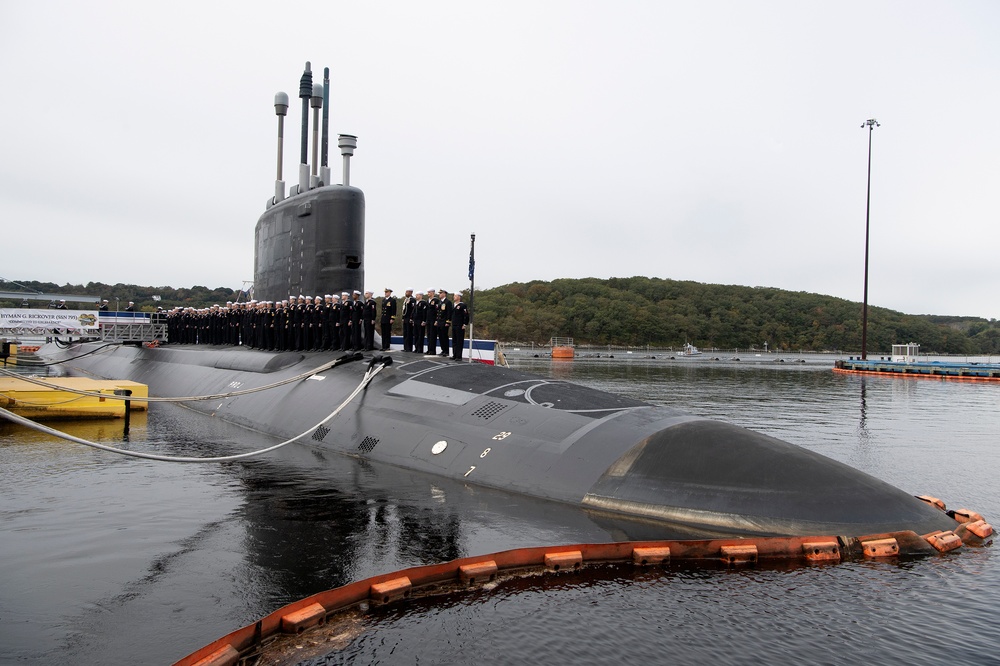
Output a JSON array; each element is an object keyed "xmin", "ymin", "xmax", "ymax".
[{"xmin": 468, "ymin": 233, "xmax": 475, "ymax": 363}]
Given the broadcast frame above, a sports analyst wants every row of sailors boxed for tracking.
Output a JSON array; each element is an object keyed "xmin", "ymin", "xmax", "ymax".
[{"xmin": 165, "ymin": 288, "xmax": 470, "ymax": 360}]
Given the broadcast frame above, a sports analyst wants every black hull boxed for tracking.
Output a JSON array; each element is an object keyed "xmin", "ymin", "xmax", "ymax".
[{"xmin": 44, "ymin": 341, "xmax": 958, "ymax": 538}]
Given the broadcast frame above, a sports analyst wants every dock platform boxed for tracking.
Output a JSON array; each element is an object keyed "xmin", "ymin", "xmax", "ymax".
[
  {"xmin": 0, "ymin": 377, "xmax": 148, "ymax": 419},
  {"xmin": 834, "ymin": 359, "xmax": 1000, "ymax": 381}
]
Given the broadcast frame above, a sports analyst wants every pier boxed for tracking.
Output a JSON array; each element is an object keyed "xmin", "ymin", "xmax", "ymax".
[
  {"xmin": 0, "ymin": 376, "xmax": 148, "ymax": 419},
  {"xmin": 833, "ymin": 358, "xmax": 1000, "ymax": 381},
  {"xmin": 833, "ymin": 342, "xmax": 1000, "ymax": 381}
]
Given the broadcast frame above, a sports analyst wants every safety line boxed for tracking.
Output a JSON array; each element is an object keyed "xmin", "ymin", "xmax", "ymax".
[
  {"xmin": 0, "ymin": 362, "xmax": 388, "ymax": 463},
  {"xmin": 1, "ymin": 341, "xmax": 121, "ymax": 367},
  {"xmin": 0, "ymin": 352, "xmax": 364, "ymax": 402}
]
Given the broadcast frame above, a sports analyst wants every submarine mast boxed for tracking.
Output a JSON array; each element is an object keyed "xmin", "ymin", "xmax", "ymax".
[{"xmin": 253, "ymin": 62, "xmax": 365, "ymax": 303}]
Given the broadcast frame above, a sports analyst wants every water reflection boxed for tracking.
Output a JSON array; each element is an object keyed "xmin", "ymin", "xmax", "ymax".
[
  {"xmin": 857, "ymin": 379, "xmax": 870, "ymax": 442},
  {"xmin": 0, "ymin": 410, "xmax": 146, "ymax": 445},
  {"xmin": 214, "ymin": 432, "xmax": 718, "ymax": 625},
  {"xmin": 2, "ymin": 356, "xmax": 999, "ymax": 665}
]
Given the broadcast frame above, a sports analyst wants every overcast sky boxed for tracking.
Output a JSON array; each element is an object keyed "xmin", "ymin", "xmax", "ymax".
[{"xmin": 2, "ymin": 1, "xmax": 997, "ymax": 319}]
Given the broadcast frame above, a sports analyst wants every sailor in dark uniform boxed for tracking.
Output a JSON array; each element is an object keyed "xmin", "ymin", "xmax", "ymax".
[
  {"xmin": 451, "ymin": 290, "xmax": 469, "ymax": 361},
  {"xmin": 226, "ymin": 302, "xmax": 237, "ymax": 345},
  {"xmin": 301, "ymin": 295, "xmax": 311, "ymax": 350},
  {"xmin": 225, "ymin": 303, "xmax": 232, "ymax": 345},
  {"xmin": 301, "ymin": 297, "xmax": 313, "ymax": 350},
  {"xmin": 424, "ymin": 288, "xmax": 439, "ymax": 356},
  {"xmin": 99, "ymin": 300, "xmax": 109, "ymax": 311},
  {"xmin": 321, "ymin": 295, "xmax": 333, "ymax": 350},
  {"xmin": 292, "ymin": 296, "xmax": 305, "ymax": 350},
  {"xmin": 264, "ymin": 301, "xmax": 273, "ymax": 349},
  {"xmin": 55, "ymin": 299, "xmax": 68, "ymax": 309},
  {"xmin": 253, "ymin": 301, "xmax": 264, "ymax": 348},
  {"xmin": 340, "ymin": 291, "xmax": 351, "ymax": 350},
  {"xmin": 282, "ymin": 296, "xmax": 293, "ymax": 349},
  {"xmin": 329, "ymin": 294, "xmax": 341, "ymax": 351},
  {"xmin": 208, "ymin": 304, "xmax": 219, "ymax": 344},
  {"xmin": 363, "ymin": 290, "xmax": 377, "ymax": 351},
  {"xmin": 245, "ymin": 301, "xmax": 256, "ymax": 347},
  {"xmin": 305, "ymin": 296, "xmax": 316, "ymax": 350},
  {"xmin": 315, "ymin": 295, "xmax": 325, "ymax": 350},
  {"xmin": 380, "ymin": 288, "xmax": 397, "ymax": 351},
  {"xmin": 125, "ymin": 301, "xmax": 135, "ymax": 312},
  {"xmin": 255, "ymin": 303, "xmax": 264, "ymax": 348},
  {"xmin": 274, "ymin": 301, "xmax": 286, "ymax": 351},
  {"xmin": 339, "ymin": 291, "xmax": 353, "ymax": 351},
  {"xmin": 240, "ymin": 301, "xmax": 257, "ymax": 347},
  {"xmin": 350, "ymin": 290, "xmax": 363, "ymax": 350},
  {"xmin": 413, "ymin": 292, "xmax": 426, "ymax": 354},
  {"xmin": 245, "ymin": 302, "xmax": 254, "ymax": 346},
  {"xmin": 165, "ymin": 307, "xmax": 177, "ymax": 342},
  {"xmin": 435, "ymin": 289, "xmax": 453, "ymax": 357},
  {"xmin": 270, "ymin": 302, "xmax": 280, "ymax": 350},
  {"xmin": 401, "ymin": 289, "xmax": 415, "ymax": 352},
  {"xmin": 295, "ymin": 298, "xmax": 305, "ymax": 350}
]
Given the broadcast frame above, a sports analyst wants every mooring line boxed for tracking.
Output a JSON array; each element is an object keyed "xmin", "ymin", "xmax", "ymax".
[
  {"xmin": 0, "ymin": 362, "xmax": 388, "ymax": 463},
  {"xmin": 0, "ymin": 352, "xmax": 364, "ymax": 402}
]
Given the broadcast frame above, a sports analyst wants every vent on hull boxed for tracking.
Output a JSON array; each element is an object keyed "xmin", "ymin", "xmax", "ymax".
[
  {"xmin": 358, "ymin": 435, "xmax": 380, "ymax": 454},
  {"xmin": 470, "ymin": 401, "xmax": 508, "ymax": 420}
]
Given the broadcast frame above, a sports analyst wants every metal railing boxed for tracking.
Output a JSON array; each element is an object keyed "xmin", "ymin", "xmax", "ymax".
[{"xmin": 97, "ymin": 311, "xmax": 168, "ymax": 343}]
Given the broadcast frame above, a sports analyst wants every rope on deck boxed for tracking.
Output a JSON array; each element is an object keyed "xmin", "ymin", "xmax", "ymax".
[{"xmin": 0, "ymin": 360, "xmax": 389, "ymax": 463}]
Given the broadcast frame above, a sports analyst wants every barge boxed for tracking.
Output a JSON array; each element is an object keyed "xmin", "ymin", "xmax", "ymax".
[{"xmin": 834, "ymin": 343, "xmax": 1000, "ymax": 381}]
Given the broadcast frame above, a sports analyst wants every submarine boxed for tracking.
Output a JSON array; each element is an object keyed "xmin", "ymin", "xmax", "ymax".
[{"xmin": 36, "ymin": 63, "xmax": 971, "ymax": 540}]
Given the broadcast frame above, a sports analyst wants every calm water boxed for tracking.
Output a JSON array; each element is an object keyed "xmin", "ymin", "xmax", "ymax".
[{"xmin": 1, "ymin": 356, "xmax": 997, "ymax": 665}]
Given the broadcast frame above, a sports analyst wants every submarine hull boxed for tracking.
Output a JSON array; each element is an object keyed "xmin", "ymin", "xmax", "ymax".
[{"xmin": 48, "ymin": 342, "xmax": 958, "ymax": 538}]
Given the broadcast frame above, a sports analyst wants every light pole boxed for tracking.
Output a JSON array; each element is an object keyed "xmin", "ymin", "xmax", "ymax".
[
  {"xmin": 860, "ymin": 118, "xmax": 879, "ymax": 360},
  {"xmin": 468, "ymin": 233, "xmax": 476, "ymax": 363}
]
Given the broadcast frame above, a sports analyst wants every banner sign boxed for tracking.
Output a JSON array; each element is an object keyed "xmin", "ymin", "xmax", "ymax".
[{"xmin": 0, "ymin": 309, "xmax": 100, "ymax": 335}]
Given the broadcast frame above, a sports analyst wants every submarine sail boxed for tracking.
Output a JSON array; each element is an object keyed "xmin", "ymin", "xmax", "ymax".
[{"xmin": 254, "ymin": 63, "xmax": 364, "ymax": 303}]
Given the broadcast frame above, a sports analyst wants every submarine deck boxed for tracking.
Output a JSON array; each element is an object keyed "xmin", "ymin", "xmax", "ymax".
[{"xmin": 37, "ymin": 342, "xmax": 967, "ymax": 539}]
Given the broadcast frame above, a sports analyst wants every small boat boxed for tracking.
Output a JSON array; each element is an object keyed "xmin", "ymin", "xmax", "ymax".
[{"xmin": 677, "ymin": 342, "xmax": 702, "ymax": 357}]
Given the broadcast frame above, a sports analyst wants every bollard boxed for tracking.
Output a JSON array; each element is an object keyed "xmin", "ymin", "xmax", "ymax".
[{"xmin": 115, "ymin": 388, "xmax": 133, "ymax": 437}]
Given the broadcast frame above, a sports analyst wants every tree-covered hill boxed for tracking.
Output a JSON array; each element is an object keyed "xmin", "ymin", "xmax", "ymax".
[{"xmin": 471, "ymin": 276, "xmax": 999, "ymax": 355}]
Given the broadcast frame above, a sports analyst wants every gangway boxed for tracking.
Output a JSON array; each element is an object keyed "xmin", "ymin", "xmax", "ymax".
[{"xmin": 97, "ymin": 312, "xmax": 168, "ymax": 343}]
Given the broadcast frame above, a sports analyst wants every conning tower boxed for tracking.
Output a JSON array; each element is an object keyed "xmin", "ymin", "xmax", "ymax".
[{"xmin": 253, "ymin": 62, "xmax": 364, "ymax": 302}]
